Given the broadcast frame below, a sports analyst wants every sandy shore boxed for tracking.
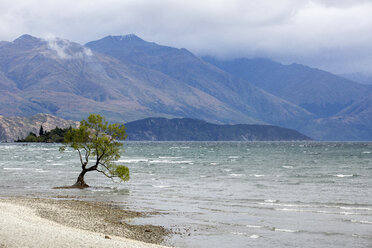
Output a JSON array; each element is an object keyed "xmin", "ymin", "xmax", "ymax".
[{"xmin": 0, "ymin": 197, "xmax": 171, "ymax": 248}]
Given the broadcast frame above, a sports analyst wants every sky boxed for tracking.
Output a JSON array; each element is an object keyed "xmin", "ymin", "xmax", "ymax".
[{"xmin": 1, "ymin": 0, "xmax": 372, "ymax": 74}]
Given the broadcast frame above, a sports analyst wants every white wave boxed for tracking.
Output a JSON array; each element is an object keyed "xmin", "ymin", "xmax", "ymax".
[
  {"xmin": 149, "ymin": 160, "xmax": 193, "ymax": 164},
  {"xmin": 254, "ymin": 174, "xmax": 264, "ymax": 177},
  {"xmin": 362, "ymin": 151, "xmax": 371, "ymax": 154},
  {"xmin": 264, "ymin": 199, "xmax": 278, "ymax": 203},
  {"xmin": 350, "ymin": 219, "xmax": 372, "ymax": 224},
  {"xmin": 223, "ymin": 169, "xmax": 232, "ymax": 172},
  {"xmin": 210, "ymin": 162, "xmax": 218, "ymax": 165},
  {"xmin": 275, "ymin": 208, "xmax": 304, "ymax": 212},
  {"xmin": 152, "ymin": 185, "xmax": 170, "ymax": 188},
  {"xmin": 339, "ymin": 211, "xmax": 360, "ymax": 215},
  {"xmin": 282, "ymin": 166, "xmax": 293, "ymax": 169},
  {"xmin": 250, "ymin": 234, "xmax": 260, "ymax": 239},
  {"xmin": 246, "ymin": 225, "xmax": 263, "ymax": 229},
  {"xmin": 116, "ymin": 158, "xmax": 148, "ymax": 163},
  {"xmin": 316, "ymin": 210, "xmax": 360, "ymax": 215},
  {"xmin": 158, "ymin": 156, "xmax": 182, "ymax": 159},
  {"xmin": 333, "ymin": 174, "xmax": 354, "ymax": 178},
  {"xmin": 149, "ymin": 159, "xmax": 171, "ymax": 163},
  {"xmin": 3, "ymin": 167, "xmax": 24, "ymax": 170},
  {"xmin": 359, "ymin": 220, "xmax": 372, "ymax": 224},
  {"xmin": 229, "ymin": 173, "xmax": 245, "ymax": 177},
  {"xmin": 261, "ymin": 202, "xmax": 314, "ymax": 208},
  {"xmin": 275, "ymin": 228, "xmax": 298, "ymax": 233},
  {"xmin": 231, "ymin": 232, "xmax": 246, "ymax": 236},
  {"xmin": 228, "ymin": 156, "xmax": 239, "ymax": 159},
  {"xmin": 340, "ymin": 206, "xmax": 372, "ymax": 211}
]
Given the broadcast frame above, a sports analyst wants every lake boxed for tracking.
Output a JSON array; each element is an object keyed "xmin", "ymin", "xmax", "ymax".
[{"xmin": 0, "ymin": 142, "xmax": 371, "ymax": 248}]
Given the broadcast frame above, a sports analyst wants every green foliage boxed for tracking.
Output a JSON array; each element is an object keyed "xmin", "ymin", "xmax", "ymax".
[
  {"xmin": 17, "ymin": 127, "xmax": 71, "ymax": 143},
  {"xmin": 39, "ymin": 125, "xmax": 44, "ymax": 136},
  {"xmin": 23, "ymin": 132, "xmax": 38, "ymax": 142},
  {"xmin": 113, "ymin": 165, "xmax": 130, "ymax": 181},
  {"xmin": 61, "ymin": 114, "xmax": 129, "ymax": 185}
]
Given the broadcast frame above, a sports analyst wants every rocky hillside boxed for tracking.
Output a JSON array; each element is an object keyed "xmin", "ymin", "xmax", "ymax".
[
  {"xmin": 125, "ymin": 117, "xmax": 311, "ymax": 141},
  {"xmin": 0, "ymin": 114, "xmax": 79, "ymax": 142}
]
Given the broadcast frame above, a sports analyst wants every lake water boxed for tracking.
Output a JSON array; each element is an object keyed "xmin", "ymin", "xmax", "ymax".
[{"xmin": 0, "ymin": 142, "xmax": 371, "ymax": 248}]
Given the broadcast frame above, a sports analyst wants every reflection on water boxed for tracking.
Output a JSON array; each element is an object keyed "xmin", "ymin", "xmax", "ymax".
[{"xmin": 0, "ymin": 142, "xmax": 372, "ymax": 248}]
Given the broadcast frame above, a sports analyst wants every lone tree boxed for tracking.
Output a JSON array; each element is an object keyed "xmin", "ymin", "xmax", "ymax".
[{"xmin": 60, "ymin": 114, "xmax": 130, "ymax": 188}]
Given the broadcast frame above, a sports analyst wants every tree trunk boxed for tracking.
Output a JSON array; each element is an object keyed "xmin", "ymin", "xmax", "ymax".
[{"xmin": 73, "ymin": 169, "xmax": 89, "ymax": 188}]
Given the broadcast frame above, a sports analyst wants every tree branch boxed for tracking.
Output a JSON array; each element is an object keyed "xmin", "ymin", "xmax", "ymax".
[
  {"xmin": 97, "ymin": 149, "xmax": 106, "ymax": 164},
  {"xmin": 98, "ymin": 162, "xmax": 110, "ymax": 171},
  {"xmin": 96, "ymin": 169, "xmax": 116, "ymax": 182},
  {"xmin": 83, "ymin": 146, "xmax": 90, "ymax": 163},
  {"xmin": 77, "ymin": 149, "xmax": 84, "ymax": 169},
  {"xmin": 86, "ymin": 165, "xmax": 98, "ymax": 171}
]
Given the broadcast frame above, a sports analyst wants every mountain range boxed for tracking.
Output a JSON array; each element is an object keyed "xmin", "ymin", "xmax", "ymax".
[
  {"xmin": 0, "ymin": 34, "xmax": 371, "ymax": 140},
  {"xmin": 0, "ymin": 114, "xmax": 310, "ymax": 142},
  {"xmin": 125, "ymin": 117, "xmax": 311, "ymax": 141}
]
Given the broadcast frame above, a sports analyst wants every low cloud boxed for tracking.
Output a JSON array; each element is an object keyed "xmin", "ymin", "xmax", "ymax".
[
  {"xmin": 0, "ymin": 0, "xmax": 372, "ymax": 73},
  {"xmin": 46, "ymin": 37, "xmax": 93, "ymax": 60}
]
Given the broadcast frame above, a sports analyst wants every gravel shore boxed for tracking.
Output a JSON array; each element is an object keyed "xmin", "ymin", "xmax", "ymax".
[{"xmin": 0, "ymin": 197, "xmax": 171, "ymax": 248}]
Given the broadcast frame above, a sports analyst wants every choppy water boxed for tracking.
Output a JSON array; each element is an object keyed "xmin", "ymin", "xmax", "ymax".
[{"xmin": 0, "ymin": 142, "xmax": 371, "ymax": 248}]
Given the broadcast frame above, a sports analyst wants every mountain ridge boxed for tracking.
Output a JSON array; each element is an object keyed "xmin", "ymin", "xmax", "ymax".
[
  {"xmin": 0, "ymin": 34, "xmax": 371, "ymax": 140},
  {"xmin": 203, "ymin": 56, "xmax": 371, "ymax": 118},
  {"xmin": 0, "ymin": 34, "xmax": 258, "ymax": 124},
  {"xmin": 0, "ymin": 114, "xmax": 311, "ymax": 142},
  {"xmin": 126, "ymin": 117, "xmax": 311, "ymax": 141},
  {"xmin": 86, "ymin": 35, "xmax": 313, "ymax": 128}
]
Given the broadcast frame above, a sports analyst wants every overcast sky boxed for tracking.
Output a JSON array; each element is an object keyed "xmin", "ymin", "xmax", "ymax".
[{"xmin": 1, "ymin": 0, "xmax": 372, "ymax": 74}]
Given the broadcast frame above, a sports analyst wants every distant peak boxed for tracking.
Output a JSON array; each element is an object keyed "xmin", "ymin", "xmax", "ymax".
[
  {"xmin": 13, "ymin": 34, "xmax": 40, "ymax": 43},
  {"xmin": 121, "ymin": 34, "xmax": 142, "ymax": 40},
  {"xmin": 108, "ymin": 34, "xmax": 144, "ymax": 42}
]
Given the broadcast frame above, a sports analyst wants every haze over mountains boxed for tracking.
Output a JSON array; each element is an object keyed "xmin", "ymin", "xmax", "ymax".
[{"xmin": 0, "ymin": 34, "xmax": 371, "ymax": 140}]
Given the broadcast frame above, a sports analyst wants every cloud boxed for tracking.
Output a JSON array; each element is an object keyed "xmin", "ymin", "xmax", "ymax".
[
  {"xmin": 45, "ymin": 37, "xmax": 93, "ymax": 60},
  {"xmin": 0, "ymin": 0, "xmax": 372, "ymax": 73}
]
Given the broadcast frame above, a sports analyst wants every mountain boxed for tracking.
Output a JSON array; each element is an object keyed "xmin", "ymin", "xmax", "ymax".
[
  {"xmin": 125, "ymin": 117, "xmax": 311, "ymax": 141},
  {"xmin": 0, "ymin": 35, "xmax": 256, "ymax": 124},
  {"xmin": 204, "ymin": 57, "xmax": 371, "ymax": 118},
  {"xmin": 1, "ymin": 34, "xmax": 371, "ymax": 140},
  {"xmin": 0, "ymin": 113, "xmax": 79, "ymax": 142},
  {"xmin": 0, "ymin": 114, "xmax": 311, "ymax": 142},
  {"xmin": 340, "ymin": 72, "xmax": 372, "ymax": 85},
  {"xmin": 302, "ymin": 95, "xmax": 372, "ymax": 140},
  {"xmin": 86, "ymin": 35, "xmax": 313, "ymax": 128}
]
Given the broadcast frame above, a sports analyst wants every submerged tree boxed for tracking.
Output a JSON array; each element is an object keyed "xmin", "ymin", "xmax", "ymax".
[{"xmin": 60, "ymin": 114, "xmax": 130, "ymax": 188}]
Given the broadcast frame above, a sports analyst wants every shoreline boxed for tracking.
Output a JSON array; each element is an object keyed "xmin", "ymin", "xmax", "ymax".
[{"xmin": 0, "ymin": 197, "xmax": 171, "ymax": 248}]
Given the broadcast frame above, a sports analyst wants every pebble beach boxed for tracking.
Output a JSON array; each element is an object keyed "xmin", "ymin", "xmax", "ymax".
[{"xmin": 0, "ymin": 197, "xmax": 171, "ymax": 248}]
